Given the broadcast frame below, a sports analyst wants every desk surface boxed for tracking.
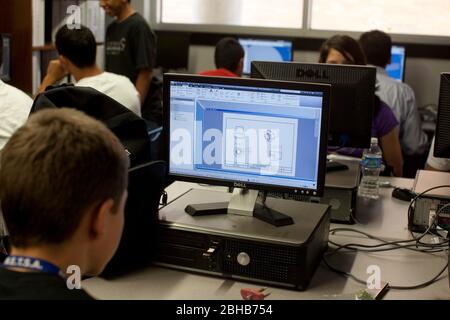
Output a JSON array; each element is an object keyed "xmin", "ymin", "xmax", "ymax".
[{"xmin": 83, "ymin": 178, "xmax": 449, "ymax": 300}]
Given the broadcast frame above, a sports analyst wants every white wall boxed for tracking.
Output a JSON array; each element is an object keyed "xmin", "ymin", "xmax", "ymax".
[
  {"xmin": 134, "ymin": 3, "xmax": 450, "ymax": 107},
  {"xmin": 188, "ymin": 45, "xmax": 450, "ymax": 107}
]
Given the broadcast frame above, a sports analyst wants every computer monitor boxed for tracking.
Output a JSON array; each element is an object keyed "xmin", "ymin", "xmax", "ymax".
[
  {"xmin": 434, "ymin": 73, "xmax": 450, "ymax": 159},
  {"xmin": 239, "ymin": 38, "xmax": 293, "ymax": 75},
  {"xmin": 386, "ymin": 45, "xmax": 406, "ymax": 82},
  {"xmin": 156, "ymin": 32, "xmax": 190, "ymax": 71},
  {"xmin": 0, "ymin": 34, "xmax": 11, "ymax": 82},
  {"xmin": 164, "ymin": 74, "xmax": 330, "ymax": 226},
  {"xmin": 251, "ymin": 61, "xmax": 376, "ymax": 149}
]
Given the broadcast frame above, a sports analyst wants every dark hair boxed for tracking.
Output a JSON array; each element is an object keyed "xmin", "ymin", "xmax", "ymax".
[
  {"xmin": 359, "ymin": 30, "xmax": 392, "ymax": 67},
  {"xmin": 319, "ymin": 35, "xmax": 367, "ymax": 66},
  {"xmin": 214, "ymin": 37, "xmax": 244, "ymax": 72},
  {"xmin": 0, "ymin": 34, "xmax": 3, "ymax": 68},
  {"xmin": 0, "ymin": 108, "xmax": 129, "ymax": 248},
  {"xmin": 55, "ymin": 25, "xmax": 96, "ymax": 68}
]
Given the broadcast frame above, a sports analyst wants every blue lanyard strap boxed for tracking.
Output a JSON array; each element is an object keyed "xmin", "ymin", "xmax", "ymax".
[{"xmin": 1, "ymin": 255, "xmax": 65, "ymax": 278}]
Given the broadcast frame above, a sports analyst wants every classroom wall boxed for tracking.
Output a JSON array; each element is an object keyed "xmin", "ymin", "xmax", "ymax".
[
  {"xmin": 187, "ymin": 45, "xmax": 450, "ymax": 108},
  {"xmin": 131, "ymin": 3, "xmax": 450, "ymax": 107}
]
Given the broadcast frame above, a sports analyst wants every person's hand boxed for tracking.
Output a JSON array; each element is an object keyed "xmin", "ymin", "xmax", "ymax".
[
  {"xmin": 45, "ymin": 60, "xmax": 68, "ymax": 83},
  {"xmin": 37, "ymin": 60, "xmax": 69, "ymax": 96}
]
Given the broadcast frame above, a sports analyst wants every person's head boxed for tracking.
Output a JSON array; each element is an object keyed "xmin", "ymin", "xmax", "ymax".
[
  {"xmin": 359, "ymin": 30, "xmax": 392, "ymax": 68},
  {"xmin": 0, "ymin": 108, "xmax": 129, "ymax": 275},
  {"xmin": 215, "ymin": 37, "xmax": 245, "ymax": 76},
  {"xmin": 100, "ymin": 0, "xmax": 132, "ymax": 18},
  {"xmin": 319, "ymin": 35, "xmax": 367, "ymax": 66},
  {"xmin": 55, "ymin": 25, "xmax": 97, "ymax": 72}
]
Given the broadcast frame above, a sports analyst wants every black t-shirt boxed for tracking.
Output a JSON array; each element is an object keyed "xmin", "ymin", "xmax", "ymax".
[
  {"xmin": 105, "ymin": 12, "xmax": 156, "ymax": 85},
  {"xmin": 0, "ymin": 268, "xmax": 94, "ymax": 300},
  {"xmin": 105, "ymin": 12, "xmax": 162, "ymax": 125}
]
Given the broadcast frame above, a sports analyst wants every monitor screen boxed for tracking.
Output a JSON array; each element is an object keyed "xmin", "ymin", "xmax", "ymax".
[
  {"xmin": 164, "ymin": 74, "xmax": 330, "ymax": 196},
  {"xmin": 434, "ymin": 72, "xmax": 450, "ymax": 159},
  {"xmin": 251, "ymin": 61, "xmax": 376, "ymax": 149},
  {"xmin": 0, "ymin": 34, "xmax": 11, "ymax": 82},
  {"xmin": 156, "ymin": 32, "xmax": 190, "ymax": 71},
  {"xmin": 239, "ymin": 38, "xmax": 293, "ymax": 75},
  {"xmin": 386, "ymin": 45, "xmax": 406, "ymax": 82}
]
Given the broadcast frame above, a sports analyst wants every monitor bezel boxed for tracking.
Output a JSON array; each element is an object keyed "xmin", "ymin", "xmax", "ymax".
[
  {"xmin": 0, "ymin": 33, "xmax": 11, "ymax": 82},
  {"xmin": 155, "ymin": 31, "xmax": 191, "ymax": 71},
  {"xmin": 250, "ymin": 61, "xmax": 376, "ymax": 149},
  {"xmin": 434, "ymin": 72, "xmax": 450, "ymax": 159},
  {"xmin": 238, "ymin": 37, "xmax": 294, "ymax": 76},
  {"xmin": 163, "ymin": 73, "xmax": 331, "ymax": 197}
]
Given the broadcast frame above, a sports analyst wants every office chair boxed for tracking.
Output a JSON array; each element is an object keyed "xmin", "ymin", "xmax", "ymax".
[{"xmin": 31, "ymin": 85, "xmax": 152, "ymax": 168}]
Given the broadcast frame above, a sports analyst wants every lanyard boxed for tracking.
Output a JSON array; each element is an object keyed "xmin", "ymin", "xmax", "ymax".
[{"xmin": 1, "ymin": 255, "xmax": 66, "ymax": 278}]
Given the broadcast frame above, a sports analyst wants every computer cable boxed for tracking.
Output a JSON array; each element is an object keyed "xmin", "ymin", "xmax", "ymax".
[
  {"xmin": 329, "ymin": 227, "xmax": 448, "ymax": 254},
  {"xmin": 325, "ymin": 204, "xmax": 450, "ymax": 290},
  {"xmin": 322, "ymin": 254, "xmax": 448, "ymax": 291},
  {"xmin": 407, "ymin": 185, "xmax": 450, "ymax": 234}
]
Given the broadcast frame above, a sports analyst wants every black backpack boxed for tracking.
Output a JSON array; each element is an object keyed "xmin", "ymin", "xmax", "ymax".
[{"xmin": 31, "ymin": 85, "xmax": 152, "ymax": 168}]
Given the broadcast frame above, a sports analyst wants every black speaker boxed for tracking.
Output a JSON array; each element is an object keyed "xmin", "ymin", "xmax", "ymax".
[{"xmin": 101, "ymin": 161, "xmax": 166, "ymax": 278}]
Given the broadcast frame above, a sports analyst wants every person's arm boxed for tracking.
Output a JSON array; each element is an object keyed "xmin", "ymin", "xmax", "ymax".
[
  {"xmin": 37, "ymin": 60, "xmax": 68, "ymax": 95},
  {"xmin": 135, "ymin": 68, "xmax": 152, "ymax": 105},
  {"xmin": 400, "ymin": 87, "xmax": 429, "ymax": 155},
  {"xmin": 380, "ymin": 126, "xmax": 404, "ymax": 177}
]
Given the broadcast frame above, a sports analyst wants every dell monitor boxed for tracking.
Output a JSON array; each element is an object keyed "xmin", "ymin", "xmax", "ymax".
[
  {"xmin": 434, "ymin": 73, "xmax": 450, "ymax": 159},
  {"xmin": 251, "ymin": 61, "xmax": 376, "ymax": 149},
  {"xmin": 239, "ymin": 38, "xmax": 293, "ymax": 76},
  {"xmin": 164, "ymin": 74, "xmax": 331, "ymax": 226},
  {"xmin": 0, "ymin": 34, "xmax": 11, "ymax": 82},
  {"xmin": 386, "ymin": 45, "xmax": 406, "ymax": 82},
  {"xmin": 156, "ymin": 32, "xmax": 190, "ymax": 71}
]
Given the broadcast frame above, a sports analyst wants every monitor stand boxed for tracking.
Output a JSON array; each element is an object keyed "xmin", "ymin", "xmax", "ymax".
[{"xmin": 185, "ymin": 188, "xmax": 294, "ymax": 227}]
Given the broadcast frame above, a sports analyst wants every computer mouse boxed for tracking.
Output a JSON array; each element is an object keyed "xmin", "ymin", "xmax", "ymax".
[{"xmin": 392, "ymin": 188, "xmax": 415, "ymax": 202}]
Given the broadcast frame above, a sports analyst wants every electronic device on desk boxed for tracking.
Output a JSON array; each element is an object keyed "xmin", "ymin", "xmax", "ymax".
[
  {"xmin": 409, "ymin": 170, "xmax": 450, "ymax": 233},
  {"xmin": 155, "ymin": 31, "xmax": 190, "ymax": 72},
  {"xmin": 434, "ymin": 73, "xmax": 450, "ymax": 159},
  {"xmin": 269, "ymin": 160, "xmax": 361, "ymax": 224},
  {"xmin": 386, "ymin": 45, "xmax": 406, "ymax": 82},
  {"xmin": 157, "ymin": 74, "xmax": 331, "ymax": 290},
  {"xmin": 0, "ymin": 34, "xmax": 11, "ymax": 82},
  {"xmin": 239, "ymin": 38, "xmax": 293, "ymax": 76},
  {"xmin": 251, "ymin": 61, "xmax": 376, "ymax": 171}
]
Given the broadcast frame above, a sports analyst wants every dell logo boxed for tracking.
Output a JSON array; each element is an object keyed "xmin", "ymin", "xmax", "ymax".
[
  {"xmin": 234, "ymin": 182, "xmax": 247, "ymax": 188},
  {"xmin": 296, "ymin": 69, "xmax": 329, "ymax": 80}
]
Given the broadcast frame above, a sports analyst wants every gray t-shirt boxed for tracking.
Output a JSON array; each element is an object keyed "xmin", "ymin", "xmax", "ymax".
[{"xmin": 105, "ymin": 13, "xmax": 156, "ymax": 85}]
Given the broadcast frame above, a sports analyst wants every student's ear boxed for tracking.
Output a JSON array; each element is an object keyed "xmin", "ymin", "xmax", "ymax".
[
  {"xmin": 89, "ymin": 199, "xmax": 115, "ymax": 239},
  {"xmin": 59, "ymin": 55, "xmax": 68, "ymax": 68}
]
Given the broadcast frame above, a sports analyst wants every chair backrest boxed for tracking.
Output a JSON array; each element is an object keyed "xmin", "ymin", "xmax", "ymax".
[
  {"xmin": 31, "ymin": 85, "xmax": 152, "ymax": 168},
  {"xmin": 101, "ymin": 160, "xmax": 167, "ymax": 278}
]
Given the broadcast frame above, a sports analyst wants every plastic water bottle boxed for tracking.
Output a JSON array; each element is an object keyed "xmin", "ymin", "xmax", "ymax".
[{"xmin": 358, "ymin": 137, "xmax": 382, "ymax": 200}]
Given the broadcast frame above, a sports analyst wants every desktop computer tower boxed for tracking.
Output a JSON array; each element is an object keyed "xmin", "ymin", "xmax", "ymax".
[
  {"xmin": 410, "ymin": 170, "xmax": 450, "ymax": 232},
  {"xmin": 270, "ymin": 160, "xmax": 361, "ymax": 224},
  {"xmin": 155, "ymin": 189, "xmax": 330, "ymax": 290}
]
